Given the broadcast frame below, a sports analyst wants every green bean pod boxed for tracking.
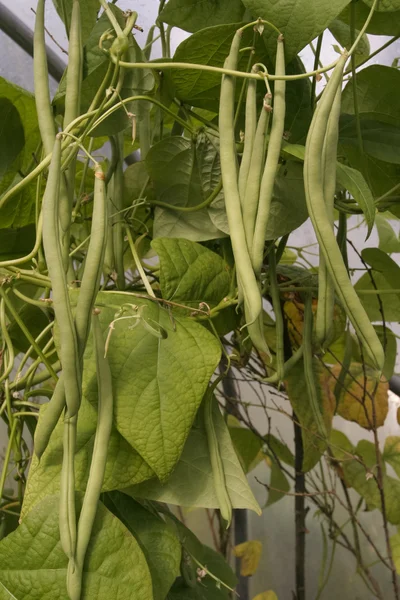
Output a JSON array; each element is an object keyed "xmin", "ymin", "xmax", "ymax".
[
  {"xmin": 218, "ymin": 29, "xmax": 262, "ymax": 326},
  {"xmin": 238, "ymin": 74, "xmax": 257, "ymax": 206},
  {"xmin": 303, "ymin": 52, "xmax": 384, "ymax": 371},
  {"xmin": 315, "ymin": 85, "xmax": 341, "ymax": 349},
  {"xmin": 60, "ymin": 414, "xmax": 77, "ymax": 559},
  {"xmin": 67, "ymin": 311, "xmax": 113, "ymax": 600},
  {"xmin": 252, "ymin": 35, "xmax": 286, "ymax": 277},
  {"xmin": 34, "ymin": 0, "xmax": 71, "ymax": 272},
  {"xmin": 204, "ymin": 391, "xmax": 232, "ymax": 527},
  {"xmin": 112, "ymin": 134, "xmax": 126, "ymax": 290},
  {"xmin": 303, "ymin": 295, "xmax": 327, "ymax": 440},
  {"xmin": 35, "ymin": 166, "xmax": 107, "ymax": 459},
  {"xmin": 268, "ymin": 246, "xmax": 284, "ymax": 382},
  {"xmin": 261, "ymin": 345, "xmax": 304, "ymax": 383},
  {"xmin": 42, "ymin": 136, "xmax": 81, "ymax": 418},
  {"xmin": 243, "ymin": 93, "xmax": 272, "ymax": 249}
]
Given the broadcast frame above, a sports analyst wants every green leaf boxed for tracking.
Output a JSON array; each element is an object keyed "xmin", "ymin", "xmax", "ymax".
[
  {"xmin": 0, "ymin": 495, "xmax": 153, "ymax": 599},
  {"xmin": 125, "ymin": 399, "xmax": 261, "ymax": 514},
  {"xmin": 87, "ymin": 292, "xmax": 221, "ymax": 481},
  {"xmin": 265, "ymin": 458, "xmax": 290, "ymax": 507},
  {"xmin": 390, "ymin": 529, "xmax": 400, "ymax": 574},
  {"xmin": 265, "ymin": 161, "xmax": 308, "ymax": 239},
  {"xmin": 265, "ymin": 433, "xmax": 295, "ymax": 467},
  {"xmin": 284, "ymin": 58, "xmax": 313, "ymax": 144},
  {"xmin": 7, "ymin": 302, "xmax": 51, "ymax": 356},
  {"xmin": 355, "ymin": 270, "xmax": 400, "ymax": 322},
  {"xmin": 0, "ymin": 77, "xmax": 40, "ymax": 229},
  {"xmin": 285, "ymin": 359, "xmax": 334, "ymax": 472},
  {"xmin": 374, "ymin": 325, "xmax": 397, "ymax": 380},
  {"xmin": 362, "ymin": 0, "xmax": 400, "ymax": 11},
  {"xmin": 339, "ymin": 1, "xmax": 400, "ymax": 34},
  {"xmin": 329, "ymin": 19, "xmax": 370, "ymax": 67},
  {"xmin": 51, "ymin": 0, "xmax": 99, "ymax": 41},
  {"xmin": 229, "ymin": 424, "xmax": 263, "ymax": 473},
  {"xmin": 151, "ymin": 237, "xmax": 231, "ymax": 309},
  {"xmin": 341, "ymin": 65, "xmax": 400, "ymax": 127},
  {"xmin": 0, "ymin": 98, "xmax": 24, "ymax": 180},
  {"xmin": 329, "ymin": 429, "xmax": 354, "ymax": 461},
  {"xmin": 171, "ymin": 23, "xmax": 269, "ymax": 112},
  {"xmin": 375, "ymin": 213, "xmax": 400, "ymax": 253},
  {"xmin": 241, "ymin": 0, "xmax": 352, "ymax": 61},
  {"xmin": 147, "ymin": 137, "xmax": 225, "ymax": 242},
  {"xmin": 159, "ymin": 0, "xmax": 246, "ymax": 32},
  {"xmin": 362, "ymin": 247, "xmax": 400, "ymax": 301},
  {"xmin": 104, "ymin": 492, "xmax": 181, "ymax": 600},
  {"xmin": 383, "ymin": 436, "xmax": 400, "ymax": 478},
  {"xmin": 0, "ymin": 225, "xmax": 35, "ymax": 261},
  {"xmin": 339, "ymin": 116, "xmax": 400, "ymax": 165},
  {"xmin": 335, "ymin": 162, "xmax": 376, "ymax": 235},
  {"xmin": 23, "ymin": 393, "xmax": 154, "ymax": 519}
]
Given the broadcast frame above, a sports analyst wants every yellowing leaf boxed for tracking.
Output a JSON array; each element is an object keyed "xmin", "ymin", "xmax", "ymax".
[
  {"xmin": 253, "ymin": 592, "xmax": 278, "ymax": 600},
  {"xmin": 397, "ymin": 407, "xmax": 400, "ymax": 426},
  {"xmin": 329, "ymin": 363, "xmax": 389, "ymax": 429},
  {"xmin": 234, "ymin": 540, "xmax": 262, "ymax": 576},
  {"xmin": 283, "ymin": 300, "xmax": 344, "ymax": 347}
]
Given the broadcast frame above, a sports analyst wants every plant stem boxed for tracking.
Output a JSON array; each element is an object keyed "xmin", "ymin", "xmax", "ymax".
[
  {"xmin": 293, "ymin": 410, "xmax": 306, "ymax": 600},
  {"xmin": 311, "ymin": 33, "xmax": 324, "ymax": 111}
]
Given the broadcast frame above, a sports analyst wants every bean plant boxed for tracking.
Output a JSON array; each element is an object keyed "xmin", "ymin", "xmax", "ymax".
[{"xmin": 0, "ymin": 0, "xmax": 400, "ymax": 598}]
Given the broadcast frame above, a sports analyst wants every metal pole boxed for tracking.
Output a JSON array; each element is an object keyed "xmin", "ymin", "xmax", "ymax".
[{"xmin": 0, "ymin": 2, "xmax": 65, "ymax": 81}]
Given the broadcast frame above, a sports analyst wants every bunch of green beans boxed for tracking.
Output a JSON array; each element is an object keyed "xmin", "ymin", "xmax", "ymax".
[
  {"xmin": 303, "ymin": 51, "xmax": 384, "ymax": 372},
  {"xmin": 218, "ymin": 24, "xmax": 286, "ymax": 362}
]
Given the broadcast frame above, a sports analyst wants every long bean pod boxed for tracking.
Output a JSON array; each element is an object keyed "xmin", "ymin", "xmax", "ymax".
[
  {"xmin": 252, "ymin": 35, "xmax": 286, "ymax": 276},
  {"xmin": 238, "ymin": 73, "xmax": 257, "ymax": 206},
  {"xmin": 303, "ymin": 52, "xmax": 384, "ymax": 371},
  {"xmin": 35, "ymin": 164, "xmax": 107, "ymax": 458},
  {"xmin": 67, "ymin": 310, "xmax": 113, "ymax": 600},
  {"xmin": 60, "ymin": 413, "xmax": 77, "ymax": 559},
  {"xmin": 243, "ymin": 93, "xmax": 272, "ymax": 249},
  {"xmin": 204, "ymin": 390, "xmax": 232, "ymax": 527},
  {"xmin": 42, "ymin": 136, "xmax": 81, "ymax": 417},
  {"xmin": 218, "ymin": 29, "xmax": 262, "ymax": 327},
  {"xmin": 315, "ymin": 86, "xmax": 341, "ymax": 348}
]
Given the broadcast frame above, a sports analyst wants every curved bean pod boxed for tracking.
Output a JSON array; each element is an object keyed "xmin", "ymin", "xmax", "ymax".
[
  {"xmin": 238, "ymin": 73, "xmax": 257, "ymax": 206},
  {"xmin": 218, "ymin": 29, "xmax": 262, "ymax": 326},
  {"xmin": 252, "ymin": 35, "xmax": 286, "ymax": 277},
  {"xmin": 67, "ymin": 311, "xmax": 113, "ymax": 600},
  {"xmin": 303, "ymin": 52, "xmax": 384, "ymax": 371},
  {"xmin": 243, "ymin": 93, "xmax": 272, "ymax": 249},
  {"xmin": 315, "ymin": 85, "xmax": 341, "ymax": 348}
]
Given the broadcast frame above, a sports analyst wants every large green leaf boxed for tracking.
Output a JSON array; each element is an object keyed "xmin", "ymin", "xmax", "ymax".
[
  {"xmin": 171, "ymin": 23, "xmax": 270, "ymax": 112},
  {"xmin": 375, "ymin": 213, "xmax": 400, "ymax": 253},
  {"xmin": 329, "ymin": 19, "xmax": 370, "ymax": 66},
  {"xmin": 0, "ymin": 78, "xmax": 40, "ymax": 229},
  {"xmin": 284, "ymin": 58, "xmax": 313, "ymax": 144},
  {"xmin": 0, "ymin": 496, "xmax": 153, "ymax": 599},
  {"xmin": 148, "ymin": 136, "xmax": 225, "ymax": 241},
  {"xmin": 151, "ymin": 237, "xmax": 231, "ymax": 308},
  {"xmin": 241, "ymin": 0, "xmax": 352, "ymax": 61},
  {"xmin": 265, "ymin": 160, "xmax": 308, "ymax": 239},
  {"xmin": 339, "ymin": 115, "xmax": 400, "ymax": 165},
  {"xmin": 51, "ymin": 0, "xmax": 99, "ymax": 41},
  {"xmin": 265, "ymin": 457, "xmax": 290, "ymax": 507},
  {"xmin": 0, "ymin": 98, "xmax": 24, "ymax": 180},
  {"xmin": 104, "ymin": 492, "xmax": 181, "ymax": 600},
  {"xmin": 229, "ymin": 423, "xmax": 264, "ymax": 473},
  {"xmin": 374, "ymin": 325, "xmax": 397, "ymax": 380},
  {"xmin": 383, "ymin": 437, "xmax": 400, "ymax": 479},
  {"xmin": 362, "ymin": 247, "xmax": 400, "ymax": 301},
  {"xmin": 341, "ymin": 66, "xmax": 400, "ymax": 127},
  {"xmin": 87, "ymin": 292, "xmax": 221, "ymax": 481},
  {"xmin": 23, "ymin": 394, "xmax": 154, "ymax": 519},
  {"xmin": 355, "ymin": 270, "xmax": 400, "ymax": 322},
  {"xmin": 0, "ymin": 225, "xmax": 36, "ymax": 261},
  {"xmin": 362, "ymin": 0, "xmax": 400, "ymax": 11},
  {"xmin": 159, "ymin": 0, "xmax": 246, "ymax": 32},
  {"xmin": 339, "ymin": 1, "xmax": 400, "ymax": 34},
  {"xmin": 126, "ymin": 399, "xmax": 261, "ymax": 514}
]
